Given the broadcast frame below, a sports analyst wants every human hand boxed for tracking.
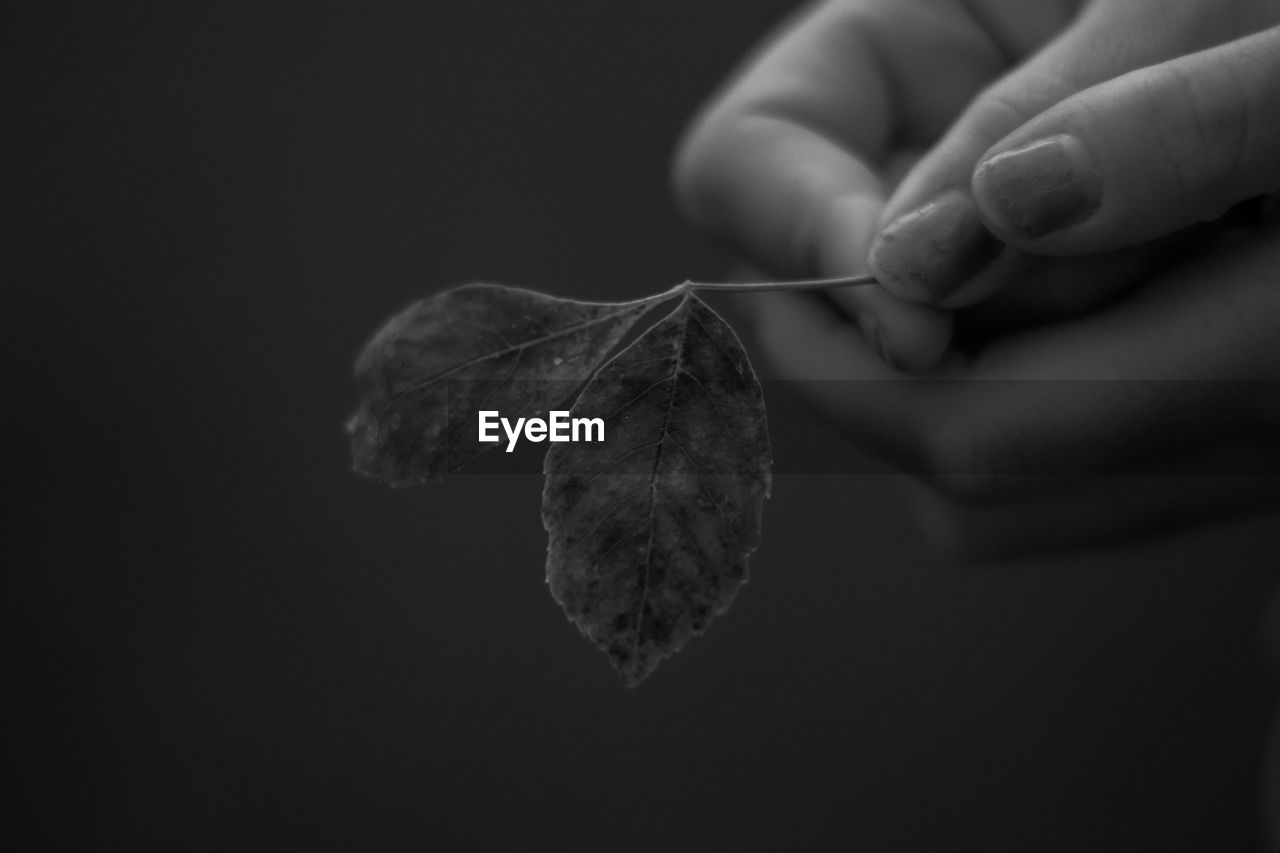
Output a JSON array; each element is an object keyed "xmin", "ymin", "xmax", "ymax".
[
  {"xmin": 747, "ymin": 208, "xmax": 1280, "ymax": 556},
  {"xmin": 871, "ymin": 0, "xmax": 1280, "ymax": 309},
  {"xmin": 675, "ymin": 0, "xmax": 1280, "ymax": 369},
  {"xmin": 673, "ymin": 0, "xmax": 1280, "ymax": 556}
]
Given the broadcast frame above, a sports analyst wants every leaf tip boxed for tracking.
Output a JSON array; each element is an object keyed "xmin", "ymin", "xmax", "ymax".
[
  {"xmin": 613, "ymin": 654, "xmax": 660, "ymax": 689},
  {"xmin": 619, "ymin": 672, "xmax": 647, "ymax": 689}
]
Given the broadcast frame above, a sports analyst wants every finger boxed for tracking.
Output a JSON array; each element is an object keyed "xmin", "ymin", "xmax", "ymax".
[
  {"xmin": 780, "ymin": 219, "xmax": 1280, "ymax": 504},
  {"xmin": 674, "ymin": 0, "xmax": 1020, "ymax": 273},
  {"xmin": 921, "ymin": 221, "xmax": 1280, "ymax": 504},
  {"xmin": 868, "ymin": 0, "xmax": 1261, "ymax": 303},
  {"xmin": 750, "ymin": 290, "xmax": 958, "ymax": 472},
  {"xmin": 751, "ymin": 283, "xmax": 1280, "ymax": 560},
  {"xmin": 972, "ymin": 26, "xmax": 1280, "ymax": 253},
  {"xmin": 674, "ymin": 0, "xmax": 1056, "ymax": 369},
  {"xmin": 952, "ymin": 237, "xmax": 1185, "ymax": 344},
  {"xmin": 816, "ymin": 192, "xmax": 953, "ymax": 371}
]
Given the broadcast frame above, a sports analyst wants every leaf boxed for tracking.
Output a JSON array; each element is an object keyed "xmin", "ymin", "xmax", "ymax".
[
  {"xmin": 347, "ymin": 283, "xmax": 654, "ymax": 486},
  {"xmin": 541, "ymin": 294, "xmax": 772, "ymax": 686}
]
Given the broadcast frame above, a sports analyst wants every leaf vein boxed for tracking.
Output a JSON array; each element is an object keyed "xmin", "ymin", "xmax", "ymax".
[
  {"xmin": 581, "ymin": 439, "xmax": 665, "ymax": 488},
  {"xmin": 630, "ymin": 302, "xmax": 692, "ymax": 664},
  {"xmin": 687, "ymin": 308, "xmax": 742, "ymax": 377},
  {"xmin": 392, "ymin": 305, "xmax": 639, "ymax": 397},
  {"xmin": 571, "ymin": 483, "xmax": 652, "ymax": 553},
  {"xmin": 676, "ymin": 368, "xmax": 738, "ymax": 440},
  {"xmin": 602, "ymin": 376, "xmax": 673, "ymax": 423}
]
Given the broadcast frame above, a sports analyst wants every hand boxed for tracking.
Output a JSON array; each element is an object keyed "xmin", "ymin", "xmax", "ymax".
[
  {"xmin": 869, "ymin": 0, "xmax": 1280, "ymax": 310},
  {"xmin": 748, "ymin": 208, "xmax": 1280, "ymax": 556},
  {"xmin": 675, "ymin": 0, "xmax": 1280, "ymax": 369},
  {"xmin": 674, "ymin": 0, "xmax": 1280, "ymax": 556},
  {"xmin": 674, "ymin": 0, "xmax": 1079, "ymax": 370}
]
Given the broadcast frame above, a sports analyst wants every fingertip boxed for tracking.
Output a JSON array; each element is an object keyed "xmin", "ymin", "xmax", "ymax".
[
  {"xmin": 753, "ymin": 291, "xmax": 874, "ymax": 381},
  {"xmin": 830, "ymin": 283, "xmax": 954, "ymax": 372},
  {"xmin": 814, "ymin": 191, "xmax": 955, "ymax": 372},
  {"xmin": 867, "ymin": 190, "xmax": 1001, "ymax": 304},
  {"xmin": 874, "ymin": 298, "xmax": 954, "ymax": 372}
]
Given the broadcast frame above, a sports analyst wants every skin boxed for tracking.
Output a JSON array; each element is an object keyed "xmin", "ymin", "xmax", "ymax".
[
  {"xmin": 672, "ymin": 0, "xmax": 1280, "ymax": 553},
  {"xmin": 673, "ymin": 1, "xmax": 1280, "ymax": 841}
]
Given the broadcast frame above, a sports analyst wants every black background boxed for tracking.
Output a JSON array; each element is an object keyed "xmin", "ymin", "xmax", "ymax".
[{"xmin": 7, "ymin": 2, "xmax": 1279, "ymax": 849}]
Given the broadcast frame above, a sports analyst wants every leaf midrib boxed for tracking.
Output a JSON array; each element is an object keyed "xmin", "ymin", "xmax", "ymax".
[{"xmin": 629, "ymin": 299, "xmax": 694, "ymax": 669}]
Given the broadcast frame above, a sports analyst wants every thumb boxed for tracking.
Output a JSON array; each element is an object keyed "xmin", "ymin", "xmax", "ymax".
[{"xmin": 972, "ymin": 25, "xmax": 1280, "ymax": 254}]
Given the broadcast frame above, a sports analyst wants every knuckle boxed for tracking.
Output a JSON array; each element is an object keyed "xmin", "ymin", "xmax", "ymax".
[
  {"xmin": 1161, "ymin": 64, "xmax": 1215, "ymax": 198},
  {"xmin": 1160, "ymin": 59, "xmax": 1254, "ymax": 210},
  {"xmin": 964, "ymin": 71, "xmax": 1064, "ymax": 143}
]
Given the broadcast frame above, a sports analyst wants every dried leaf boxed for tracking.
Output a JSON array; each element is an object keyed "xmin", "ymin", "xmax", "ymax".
[
  {"xmin": 347, "ymin": 283, "xmax": 651, "ymax": 485},
  {"xmin": 542, "ymin": 294, "xmax": 772, "ymax": 686}
]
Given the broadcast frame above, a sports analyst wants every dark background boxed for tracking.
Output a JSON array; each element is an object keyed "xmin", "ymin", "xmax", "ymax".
[{"xmin": 7, "ymin": 2, "xmax": 1279, "ymax": 849}]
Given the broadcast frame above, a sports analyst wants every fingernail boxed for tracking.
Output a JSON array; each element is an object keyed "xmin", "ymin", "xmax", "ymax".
[
  {"xmin": 868, "ymin": 190, "xmax": 999, "ymax": 302},
  {"xmin": 972, "ymin": 134, "xmax": 1103, "ymax": 238}
]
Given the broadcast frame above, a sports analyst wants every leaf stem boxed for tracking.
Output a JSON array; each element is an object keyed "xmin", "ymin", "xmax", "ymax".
[
  {"xmin": 613, "ymin": 273, "xmax": 879, "ymax": 312},
  {"xmin": 685, "ymin": 273, "xmax": 878, "ymax": 293},
  {"xmin": 615, "ymin": 282, "xmax": 691, "ymax": 310}
]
